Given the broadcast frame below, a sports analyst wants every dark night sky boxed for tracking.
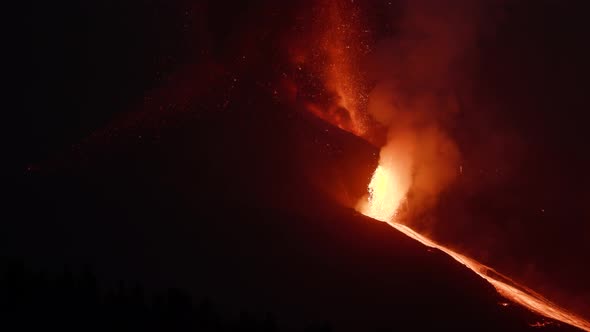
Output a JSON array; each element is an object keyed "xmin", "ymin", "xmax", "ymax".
[{"xmin": 4, "ymin": 0, "xmax": 590, "ymax": 330}]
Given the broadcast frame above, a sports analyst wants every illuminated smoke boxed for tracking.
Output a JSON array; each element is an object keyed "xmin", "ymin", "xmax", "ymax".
[
  {"xmin": 287, "ymin": 0, "xmax": 371, "ymax": 137},
  {"xmin": 359, "ymin": 0, "xmax": 475, "ymax": 222},
  {"xmin": 354, "ymin": 2, "xmax": 590, "ymax": 330}
]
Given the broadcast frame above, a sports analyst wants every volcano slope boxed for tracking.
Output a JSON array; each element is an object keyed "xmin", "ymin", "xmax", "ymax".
[{"xmin": 4, "ymin": 70, "xmax": 581, "ymax": 332}]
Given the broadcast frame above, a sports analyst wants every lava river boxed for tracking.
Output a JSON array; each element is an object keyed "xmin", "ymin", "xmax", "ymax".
[{"xmin": 358, "ymin": 163, "xmax": 590, "ymax": 331}]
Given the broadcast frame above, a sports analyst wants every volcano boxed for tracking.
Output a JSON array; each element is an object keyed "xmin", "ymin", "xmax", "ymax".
[
  {"xmin": 4, "ymin": 62, "xmax": 583, "ymax": 331},
  {"xmin": 6, "ymin": 0, "xmax": 590, "ymax": 331}
]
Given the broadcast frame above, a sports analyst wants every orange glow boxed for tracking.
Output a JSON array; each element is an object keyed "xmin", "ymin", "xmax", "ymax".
[
  {"xmin": 300, "ymin": 1, "xmax": 589, "ymax": 329},
  {"xmin": 311, "ymin": 0, "xmax": 369, "ymax": 136},
  {"xmin": 305, "ymin": 102, "xmax": 357, "ymax": 134},
  {"xmin": 320, "ymin": 0, "xmax": 366, "ymax": 135},
  {"xmin": 357, "ymin": 164, "xmax": 590, "ymax": 331}
]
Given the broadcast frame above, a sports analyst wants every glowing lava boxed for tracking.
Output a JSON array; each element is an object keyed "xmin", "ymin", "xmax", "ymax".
[
  {"xmin": 358, "ymin": 164, "xmax": 590, "ymax": 331},
  {"xmin": 357, "ymin": 165, "xmax": 406, "ymax": 222},
  {"xmin": 366, "ymin": 165, "xmax": 403, "ymax": 219}
]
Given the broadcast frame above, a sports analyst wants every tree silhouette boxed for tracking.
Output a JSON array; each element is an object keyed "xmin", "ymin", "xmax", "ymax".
[{"xmin": 0, "ymin": 257, "xmax": 332, "ymax": 332}]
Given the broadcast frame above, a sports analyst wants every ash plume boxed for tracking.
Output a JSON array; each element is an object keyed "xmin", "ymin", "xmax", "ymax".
[{"xmin": 364, "ymin": 0, "xmax": 481, "ymax": 222}]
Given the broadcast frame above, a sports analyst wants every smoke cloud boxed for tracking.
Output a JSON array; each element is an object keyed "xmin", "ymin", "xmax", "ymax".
[{"xmin": 365, "ymin": 0, "xmax": 480, "ymax": 222}]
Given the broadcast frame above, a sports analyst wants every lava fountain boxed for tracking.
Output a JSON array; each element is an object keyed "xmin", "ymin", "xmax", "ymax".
[{"xmin": 355, "ymin": 131, "xmax": 414, "ymax": 222}]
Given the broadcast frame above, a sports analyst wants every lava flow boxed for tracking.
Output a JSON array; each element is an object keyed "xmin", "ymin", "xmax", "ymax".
[{"xmin": 357, "ymin": 163, "xmax": 590, "ymax": 331}]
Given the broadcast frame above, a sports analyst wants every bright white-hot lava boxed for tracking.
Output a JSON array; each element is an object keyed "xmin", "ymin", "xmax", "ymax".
[
  {"xmin": 357, "ymin": 162, "xmax": 590, "ymax": 331},
  {"xmin": 358, "ymin": 165, "xmax": 406, "ymax": 222},
  {"xmin": 356, "ymin": 131, "xmax": 415, "ymax": 222}
]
